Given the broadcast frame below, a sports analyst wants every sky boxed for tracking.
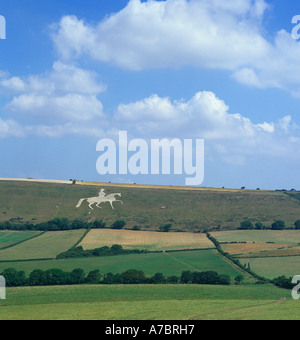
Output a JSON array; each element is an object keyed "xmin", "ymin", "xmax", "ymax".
[{"xmin": 1, "ymin": 0, "xmax": 300, "ymax": 190}]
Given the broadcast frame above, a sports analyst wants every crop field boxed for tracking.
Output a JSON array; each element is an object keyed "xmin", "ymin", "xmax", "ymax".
[
  {"xmin": 212, "ymin": 230, "xmax": 300, "ymax": 279},
  {"xmin": 211, "ymin": 230, "xmax": 300, "ymax": 244},
  {"xmin": 221, "ymin": 242, "xmax": 291, "ymax": 256},
  {"xmin": 0, "ymin": 284, "xmax": 296, "ymax": 320},
  {"xmin": 0, "ymin": 230, "xmax": 86, "ymax": 260},
  {"xmin": 79, "ymin": 229, "xmax": 214, "ymax": 251},
  {"xmin": 0, "ymin": 231, "xmax": 42, "ymax": 249}
]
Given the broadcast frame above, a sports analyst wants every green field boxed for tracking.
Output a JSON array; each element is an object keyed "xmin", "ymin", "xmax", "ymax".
[
  {"xmin": 0, "ymin": 230, "xmax": 86, "ymax": 260},
  {"xmin": 0, "ymin": 231, "xmax": 42, "ymax": 249},
  {"xmin": 0, "ymin": 249, "xmax": 247, "ymax": 281},
  {"xmin": 0, "ymin": 284, "xmax": 296, "ymax": 320},
  {"xmin": 240, "ymin": 257, "xmax": 300, "ymax": 279}
]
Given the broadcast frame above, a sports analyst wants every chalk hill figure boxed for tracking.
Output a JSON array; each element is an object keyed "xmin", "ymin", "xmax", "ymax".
[{"xmin": 76, "ymin": 189, "xmax": 123, "ymax": 210}]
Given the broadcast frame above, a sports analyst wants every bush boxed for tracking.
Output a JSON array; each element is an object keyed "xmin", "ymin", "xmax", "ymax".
[
  {"xmin": 271, "ymin": 220, "xmax": 286, "ymax": 230},
  {"xmin": 111, "ymin": 220, "xmax": 126, "ymax": 230},
  {"xmin": 294, "ymin": 220, "xmax": 300, "ymax": 230},
  {"xmin": 159, "ymin": 224, "xmax": 172, "ymax": 232},
  {"xmin": 239, "ymin": 220, "xmax": 254, "ymax": 230},
  {"xmin": 272, "ymin": 276, "xmax": 294, "ymax": 289}
]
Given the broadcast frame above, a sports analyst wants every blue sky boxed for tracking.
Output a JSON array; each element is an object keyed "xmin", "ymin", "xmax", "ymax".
[{"xmin": 1, "ymin": 0, "xmax": 300, "ymax": 190}]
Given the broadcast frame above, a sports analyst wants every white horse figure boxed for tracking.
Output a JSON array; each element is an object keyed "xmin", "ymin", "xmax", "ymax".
[{"xmin": 76, "ymin": 189, "xmax": 123, "ymax": 210}]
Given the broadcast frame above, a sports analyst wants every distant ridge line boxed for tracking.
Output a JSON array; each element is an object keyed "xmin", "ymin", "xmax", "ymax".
[
  {"xmin": 0, "ymin": 178, "xmax": 272, "ymax": 192},
  {"xmin": 0, "ymin": 178, "xmax": 72, "ymax": 184},
  {"xmin": 76, "ymin": 180, "xmax": 254, "ymax": 192}
]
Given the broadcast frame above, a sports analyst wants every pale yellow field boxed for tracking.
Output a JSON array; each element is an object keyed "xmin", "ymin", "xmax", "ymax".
[
  {"xmin": 79, "ymin": 229, "xmax": 214, "ymax": 251},
  {"xmin": 75, "ymin": 181, "xmax": 245, "ymax": 192},
  {"xmin": 222, "ymin": 242, "xmax": 290, "ymax": 256},
  {"xmin": 238, "ymin": 246, "xmax": 300, "ymax": 258}
]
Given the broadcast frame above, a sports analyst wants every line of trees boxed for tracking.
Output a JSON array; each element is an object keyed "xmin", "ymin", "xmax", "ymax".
[
  {"xmin": 0, "ymin": 268, "xmax": 231, "ymax": 287},
  {"xmin": 0, "ymin": 218, "xmax": 127, "ymax": 232},
  {"xmin": 56, "ymin": 244, "xmax": 147, "ymax": 259},
  {"xmin": 271, "ymin": 276, "xmax": 295, "ymax": 290},
  {"xmin": 206, "ymin": 231, "xmax": 268, "ymax": 283},
  {"xmin": 239, "ymin": 219, "xmax": 300, "ymax": 230}
]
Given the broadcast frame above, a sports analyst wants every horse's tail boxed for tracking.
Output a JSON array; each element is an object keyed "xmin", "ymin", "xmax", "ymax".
[{"xmin": 76, "ymin": 198, "xmax": 86, "ymax": 208}]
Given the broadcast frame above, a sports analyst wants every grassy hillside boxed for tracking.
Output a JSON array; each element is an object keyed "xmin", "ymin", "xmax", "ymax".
[{"xmin": 1, "ymin": 180, "xmax": 300, "ymax": 231}]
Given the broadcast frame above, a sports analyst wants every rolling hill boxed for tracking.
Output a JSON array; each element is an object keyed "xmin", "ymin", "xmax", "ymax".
[{"xmin": 0, "ymin": 179, "xmax": 300, "ymax": 231}]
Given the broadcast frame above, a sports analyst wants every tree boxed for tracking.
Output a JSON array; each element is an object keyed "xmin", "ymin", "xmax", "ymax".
[
  {"xmin": 103, "ymin": 272, "xmax": 116, "ymax": 284},
  {"xmin": 86, "ymin": 270, "xmax": 101, "ymax": 284},
  {"xmin": 121, "ymin": 269, "xmax": 145, "ymax": 284},
  {"xmin": 180, "ymin": 271, "xmax": 193, "ymax": 284},
  {"xmin": 111, "ymin": 220, "xmax": 126, "ymax": 230},
  {"xmin": 271, "ymin": 220, "xmax": 286, "ymax": 230},
  {"xmin": 72, "ymin": 219, "xmax": 88, "ymax": 229},
  {"xmin": 240, "ymin": 220, "xmax": 254, "ymax": 230},
  {"xmin": 295, "ymin": 220, "xmax": 300, "ymax": 230},
  {"xmin": 159, "ymin": 224, "xmax": 172, "ymax": 232},
  {"xmin": 166, "ymin": 276, "xmax": 179, "ymax": 284},
  {"xmin": 67, "ymin": 269, "xmax": 85, "ymax": 285},
  {"xmin": 92, "ymin": 220, "xmax": 106, "ymax": 229},
  {"xmin": 111, "ymin": 244, "xmax": 123, "ymax": 254},
  {"xmin": 45, "ymin": 269, "xmax": 67, "ymax": 285},
  {"xmin": 1, "ymin": 268, "xmax": 26, "ymax": 287},
  {"xmin": 28, "ymin": 269, "xmax": 48, "ymax": 286},
  {"xmin": 197, "ymin": 271, "xmax": 220, "ymax": 285},
  {"xmin": 151, "ymin": 273, "xmax": 166, "ymax": 284},
  {"xmin": 272, "ymin": 276, "xmax": 294, "ymax": 289},
  {"xmin": 234, "ymin": 275, "xmax": 244, "ymax": 285},
  {"xmin": 218, "ymin": 274, "xmax": 231, "ymax": 286}
]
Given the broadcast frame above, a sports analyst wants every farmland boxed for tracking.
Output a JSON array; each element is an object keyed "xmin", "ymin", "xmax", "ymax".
[
  {"xmin": 0, "ymin": 284, "xmax": 296, "ymax": 320},
  {"xmin": 0, "ymin": 229, "xmax": 86, "ymax": 261},
  {"xmin": 79, "ymin": 229, "xmax": 213, "ymax": 251},
  {"xmin": 0, "ymin": 179, "xmax": 299, "ymax": 320},
  {"xmin": 211, "ymin": 230, "xmax": 300, "ymax": 280}
]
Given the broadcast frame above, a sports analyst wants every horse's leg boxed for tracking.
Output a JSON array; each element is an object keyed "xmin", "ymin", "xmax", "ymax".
[{"xmin": 109, "ymin": 201, "xmax": 115, "ymax": 210}]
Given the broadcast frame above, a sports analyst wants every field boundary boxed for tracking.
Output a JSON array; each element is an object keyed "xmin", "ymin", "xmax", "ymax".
[
  {"xmin": 70, "ymin": 228, "xmax": 91, "ymax": 249},
  {"xmin": 206, "ymin": 232, "xmax": 268, "ymax": 282},
  {"xmin": 0, "ymin": 258, "xmax": 54, "ymax": 263}
]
